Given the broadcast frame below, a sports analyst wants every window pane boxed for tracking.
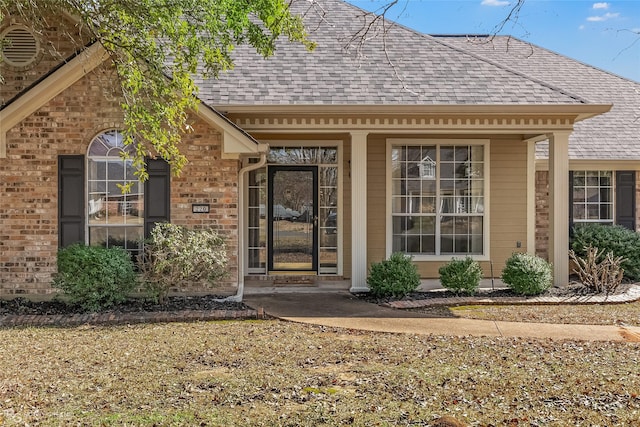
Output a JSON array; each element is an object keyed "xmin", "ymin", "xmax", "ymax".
[
  {"xmin": 467, "ymin": 163, "xmax": 483, "ymax": 178},
  {"xmin": 406, "ymin": 146, "xmax": 422, "ymax": 162},
  {"xmin": 391, "ymin": 143, "xmax": 484, "ymax": 256},
  {"xmin": 392, "ymin": 216, "xmax": 409, "ymax": 234},
  {"xmin": 418, "ymin": 216, "xmax": 436, "ymax": 233},
  {"xmin": 392, "ymin": 197, "xmax": 405, "ymax": 214},
  {"xmin": 455, "ymin": 146, "xmax": 469, "ymax": 162},
  {"xmin": 441, "ymin": 216, "xmax": 454, "ymax": 234},
  {"xmin": 392, "ymin": 179, "xmax": 405, "ymax": 196},
  {"xmin": 407, "ymin": 162, "xmax": 421, "ymax": 179},
  {"xmin": 470, "ymin": 235, "xmax": 483, "ymax": 254},
  {"xmin": 441, "ymin": 235, "xmax": 454, "ymax": 253},
  {"xmin": 420, "ymin": 197, "xmax": 436, "ymax": 213},
  {"xmin": 440, "ymin": 197, "xmax": 456, "ymax": 213},
  {"xmin": 600, "ymin": 172, "xmax": 612, "ymax": 186},
  {"xmin": 586, "ymin": 171, "xmax": 599, "ymax": 186},
  {"xmin": 320, "ymin": 248, "xmax": 337, "ymax": 269},
  {"xmin": 471, "ymin": 145, "xmax": 484, "ymax": 162},
  {"xmin": 587, "ymin": 205, "xmax": 600, "ymax": 219},
  {"xmin": 393, "ymin": 235, "xmax": 406, "ymax": 253},
  {"xmin": 441, "ymin": 146, "xmax": 454, "ymax": 161},
  {"xmin": 470, "ymin": 217, "xmax": 483, "ymax": 234},
  {"xmin": 454, "ymin": 236, "xmax": 469, "ymax": 253},
  {"xmin": 421, "ymin": 235, "xmax": 435, "ymax": 254},
  {"xmin": 440, "ymin": 163, "xmax": 455, "ymax": 179},
  {"xmin": 407, "ymin": 236, "xmax": 421, "ymax": 253},
  {"xmin": 421, "ymin": 180, "xmax": 436, "ymax": 196},
  {"xmin": 600, "ymin": 203, "xmax": 613, "ymax": 220},
  {"xmin": 573, "ymin": 188, "xmax": 586, "ymax": 203},
  {"xmin": 586, "ymin": 188, "xmax": 599, "ymax": 203}
]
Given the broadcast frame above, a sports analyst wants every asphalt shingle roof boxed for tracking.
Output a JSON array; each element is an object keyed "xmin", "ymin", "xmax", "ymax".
[
  {"xmin": 433, "ymin": 35, "xmax": 640, "ymax": 160},
  {"xmin": 198, "ymin": 0, "xmax": 587, "ymax": 107}
]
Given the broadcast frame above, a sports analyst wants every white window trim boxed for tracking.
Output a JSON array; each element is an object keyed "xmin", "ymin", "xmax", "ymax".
[
  {"xmin": 85, "ymin": 130, "xmax": 144, "ymax": 248},
  {"xmin": 571, "ymin": 170, "xmax": 615, "ymax": 225},
  {"xmin": 386, "ymin": 138, "xmax": 491, "ymax": 261},
  {"xmin": 245, "ymin": 139, "xmax": 344, "ymax": 276}
]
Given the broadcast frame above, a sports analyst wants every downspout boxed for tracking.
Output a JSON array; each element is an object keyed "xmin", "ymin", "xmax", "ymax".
[{"xmin": 218, "ymin": 144, "xmax": 268, "ymax": 302}]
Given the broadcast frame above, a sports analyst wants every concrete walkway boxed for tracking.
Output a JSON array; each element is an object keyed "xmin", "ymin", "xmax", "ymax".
[{"xmin": 244, "ymin": 291, "xmax": 640, "ymax": 343}]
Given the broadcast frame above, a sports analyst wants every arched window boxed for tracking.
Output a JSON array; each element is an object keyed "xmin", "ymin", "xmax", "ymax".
[{"xmin": 87, "ymin": 130, "xmax": 143, "ymax": 256}]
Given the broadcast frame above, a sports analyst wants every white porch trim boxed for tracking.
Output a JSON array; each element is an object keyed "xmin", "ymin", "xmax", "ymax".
[
  {"xmin": 548, "ymin": 131, "xmax": 571, "ymax": 286},
  {"xmin": 350, "ymin": 131, "xmax": 369, "ymax": 292},
  {"xmin": 527, "ymin": 138, "xmax": 537, "ymax": 254}
]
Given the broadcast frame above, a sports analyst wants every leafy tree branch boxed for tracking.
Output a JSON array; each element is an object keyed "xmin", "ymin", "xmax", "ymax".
[{"xmin": 1, "ymin": 0, "xmax": 314, "ymax": 178}]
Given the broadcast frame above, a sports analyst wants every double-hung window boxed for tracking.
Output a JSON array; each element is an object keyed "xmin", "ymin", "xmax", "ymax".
[
  {"xmin": 571, "ymin": 171, "xmax": 613, "ymax": 226},
  {"xmin": 389, "ymin": 140, "xmax": 487, "ymax": 257}
]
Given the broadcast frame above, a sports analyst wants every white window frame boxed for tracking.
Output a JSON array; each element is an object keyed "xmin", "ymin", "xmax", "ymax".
[
  {"xmin": 571, "ymin": 170, "xmax": 615, "ymax": 225},
  {"xmin": 386, "ymin": 138, "xmax": 490, "ymax": 261},
  {"xmin": 86, "ymin": 130, "xmax": 144, "ymax": 254}
]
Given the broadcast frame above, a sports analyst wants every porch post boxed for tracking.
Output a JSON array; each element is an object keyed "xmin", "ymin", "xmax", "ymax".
[
  {"xmin": 350, "ymin": 131, "xmax": 369, "ymax": 292},
  {"xmin": 548, "ymin": 131, "xmax": 571, "ymax": 286}
]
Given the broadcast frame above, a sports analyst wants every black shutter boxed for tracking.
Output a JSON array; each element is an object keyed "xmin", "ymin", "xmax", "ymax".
[
  {"xmin": 58, "ymin": 155, "xmax": 85, "ymax": 247},
  {"xmin": 144, "ymin": 158, "xmax": 171, "ymax": 237},
  {"xmin": 616, "ymin": 171, "xmax": 636, "ymax": 230}
]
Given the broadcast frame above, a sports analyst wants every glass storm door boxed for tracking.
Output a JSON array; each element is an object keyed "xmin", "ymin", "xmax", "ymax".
[{"xmin": 268, "ymin": 166, "xmax": 318, "ymax": 272}]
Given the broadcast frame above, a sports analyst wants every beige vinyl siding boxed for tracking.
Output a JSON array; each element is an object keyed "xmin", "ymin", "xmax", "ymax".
[
  {"xmin": 488, "ymin": 138, "xmax": 528, "ymax": 275},
  {"xmin": 367, "ymin": 135, "xmax": 387, "ymax": 269}
]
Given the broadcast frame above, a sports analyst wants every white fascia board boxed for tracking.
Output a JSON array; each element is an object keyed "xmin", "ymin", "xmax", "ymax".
[{"xmin": 194, "ymin": 106, "xmax": 259, "ymax": 159}]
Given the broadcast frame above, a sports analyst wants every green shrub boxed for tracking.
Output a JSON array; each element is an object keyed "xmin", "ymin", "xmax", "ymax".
[
  {"xmin": 138, "ymin": 223, "xmax": 229, "ymax": 302},
  {"xmin": 501, "ymin": 252, "xmax": 553, "ymax": 296},
  {"xmin": 572, "ymin": 224, "xmax": 640, "ymax": 281},
  {"xmin": 53, "ymin": 244, "xmax": 137, "ymax": 311},
  {"xmin": 439, "ymin": 257, "xmax": 483, "ymax": 295},
  {"xmin": 366, "ymin": 252, "xmax": 420, "ymax": 298}
]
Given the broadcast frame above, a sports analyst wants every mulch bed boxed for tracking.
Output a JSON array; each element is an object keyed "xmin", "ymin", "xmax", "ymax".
[
  {"xmin": 357, "ymin": 282, "xmax": 635, "ymax": 305},
  {"xmin": 0, "ymin": 294, "xmax": 249, "ymax": 316}
]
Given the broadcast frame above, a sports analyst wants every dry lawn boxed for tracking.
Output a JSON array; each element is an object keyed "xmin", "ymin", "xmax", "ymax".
[
  {"xmin": 1, "ymin": 320, "xmax": 639, "ymax": 426},
  {"xmin": 415, "ymin": 301, "xmax": 640, "ymax": 327}
]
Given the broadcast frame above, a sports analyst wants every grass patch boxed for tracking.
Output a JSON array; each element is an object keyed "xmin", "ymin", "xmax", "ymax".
[
  {"xmin": 427, "ymin": 301, "xmax": 640, "ymax": 326},
  {"xmin": 0, "ymin": 320, "xmax": 639, "ymax": 426}
]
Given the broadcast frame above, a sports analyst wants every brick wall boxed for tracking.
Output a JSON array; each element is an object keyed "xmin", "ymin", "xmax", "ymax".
[
  {"xmin": 0, "ymin": 63, "xmax": 240, "ymax": 296},
  {"xmin": 535, "ymin": 170, "xmax": 549, "ymax": 261},
  {"xmin": 537, "ymin": 170, "xmax": 640, "ymax": 263},
  {"xmin": 1, "ymin": 15, "xmax": 90, "ymax": 105}
]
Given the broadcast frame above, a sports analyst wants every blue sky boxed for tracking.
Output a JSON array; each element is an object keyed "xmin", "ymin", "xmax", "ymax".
[{"xmin": 347, "ymin": 0, "xmax": 640, "ymax": 82}]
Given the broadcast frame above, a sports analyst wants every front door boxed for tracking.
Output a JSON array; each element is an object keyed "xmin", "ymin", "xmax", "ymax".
[{"xmin": 268, "ymin": 166, "xmax": 318, "ymax": 272}]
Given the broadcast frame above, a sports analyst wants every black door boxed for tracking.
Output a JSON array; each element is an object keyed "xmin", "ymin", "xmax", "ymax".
[{"xmin": 268, "ymin": 166, "xmax": 318, "ymax": 272}]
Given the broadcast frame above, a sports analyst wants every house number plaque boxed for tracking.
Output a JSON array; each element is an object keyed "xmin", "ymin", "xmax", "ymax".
[{"xmin": 192, "ymin": 204, "xmax": 210, "ymax": 214}]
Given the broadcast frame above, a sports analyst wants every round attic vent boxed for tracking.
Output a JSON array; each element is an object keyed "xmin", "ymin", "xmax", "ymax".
[{"xmin": 1, "ymin": 25, "xmax": 40, "ymax": 68}]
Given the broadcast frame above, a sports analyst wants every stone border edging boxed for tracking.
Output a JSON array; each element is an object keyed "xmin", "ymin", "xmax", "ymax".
[
  {"xmin": 384, "ymin": 285, "xmax": 640, "ymax": 309},
  {"xmin": 0, "ymin": 309, "xmax": 261, "ymax": 328}
]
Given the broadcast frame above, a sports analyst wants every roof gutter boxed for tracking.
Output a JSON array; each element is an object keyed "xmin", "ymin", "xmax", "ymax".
[{"xmin": 213, "ymin": 103, "xmax": 612, "ymax": 120}]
